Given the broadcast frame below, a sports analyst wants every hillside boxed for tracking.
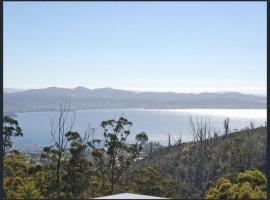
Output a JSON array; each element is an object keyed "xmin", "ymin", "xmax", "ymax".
[
  {"xmin": 121, "ymin": 127, "xmax": 267, "ymax": 199},
  {"xmin": 3, "ymin": 113, "xmax": 267, "ymax": 199},
  {"xmin": 4, "ymin": 87, "xmax": 266, "ymax": 112}
]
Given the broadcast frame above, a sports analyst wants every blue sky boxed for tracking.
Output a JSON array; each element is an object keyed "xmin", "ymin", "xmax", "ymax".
[{"xmin": 4, "ymin": 2, "xmax": 266, "ymax": 95}]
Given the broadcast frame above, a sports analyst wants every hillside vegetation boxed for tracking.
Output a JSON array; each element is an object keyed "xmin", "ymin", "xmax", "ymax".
[
  {"xmin": 126, "ymin": 126, "xmax": 267, "ymax": 198},
  {"xmin": 3, "ymin": 109, "xmax": 267, "ymax": 199}
]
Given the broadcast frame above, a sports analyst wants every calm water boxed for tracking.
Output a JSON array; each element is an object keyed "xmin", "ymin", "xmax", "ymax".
[{"xmin": 13, "ymin": 109, "xmax": 267, "ymax": 147}]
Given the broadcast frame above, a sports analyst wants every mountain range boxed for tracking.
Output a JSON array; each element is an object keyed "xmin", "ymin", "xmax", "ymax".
[
  {"xmin": 3, "ymin": 86, "xmax": 266, "ymax": 113},
  {"xmin": 4, "ymin": 88, "xmax": 25, "ymax": 93}
]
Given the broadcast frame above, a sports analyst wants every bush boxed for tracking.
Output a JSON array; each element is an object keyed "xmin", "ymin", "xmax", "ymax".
[{"xmin": 206, "ymin": 169, "xmax": 267, "ymax": 199}]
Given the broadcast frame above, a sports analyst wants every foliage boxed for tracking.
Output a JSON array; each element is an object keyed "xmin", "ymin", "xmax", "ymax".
[
  {"xmin": 62, "ymin": 131, "xmax": 92, "ymax": 198},
  {"xmin": 3, "ymin": 116, "xmax": 23, "ymax": 156},
  {"xmin": 136, "ymin": 126, "xmax": 266, "ymax": 199},
  {"xmin": 17, "ymin": 178, "xmax": 43, "ymax": 199},
  {"xmin": 135, "ymin": 132, "xmax": 148, "ymax": 151},
  {"xmin": 3, "ymin": 114, "xmax": 267, "ymax": 199},
  {"xmin": 120, "ymin": 165, "xmax": 185, "ymax": 198},
  {"xmin": 89, "ymin": 117, "xmax": 136, "ymax": 194},
  {"xmin": 40, "ymin": 103, "xmax": 76, "ymax": 198},
  {"xmin": 41, "ymin": 131, "xmax": 93, "ymax": 198},
  {"xmin": 206, "ymin": 169, "xmax": 267, "ymax": 199},
  {"xmin": 3, "ymin": 152, "xmax": 43, "ymax": 199},
  {"xmin": 39, "ymin": 116, "xmax": 150, "ymax": 198}
]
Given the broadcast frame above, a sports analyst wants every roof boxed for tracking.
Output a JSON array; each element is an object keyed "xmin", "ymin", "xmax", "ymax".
[{"xmin": 94, "ymin": 193, "xmax": 168, "ymax": 199}]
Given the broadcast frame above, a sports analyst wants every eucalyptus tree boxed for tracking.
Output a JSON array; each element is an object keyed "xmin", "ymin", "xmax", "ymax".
[
  {"xmin": 41, "ymin": 102, "xmax": 75, "ymax": 198},
  {"xmin": 100, "ymin": 117, "xmax": 134, "ymax": 193},
  {"xmin": 88, "ymin": 117, "xmax": 137, "ymax": 194},
  {"xmin": 62, "ymin": 131, "xmax": 92, "ymax": 199},
  {"xmin": 3, "ymin": 116, "xmax": 23, "ymax": 157},
  {"xmin": 135, "ymin": 132, "xmax": 148, "ymax": 158}
]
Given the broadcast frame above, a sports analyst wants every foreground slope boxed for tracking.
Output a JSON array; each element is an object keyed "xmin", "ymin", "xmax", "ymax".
[{"xmin": 120, "ymin": 127, "xmax": 267, "ymax": 199}]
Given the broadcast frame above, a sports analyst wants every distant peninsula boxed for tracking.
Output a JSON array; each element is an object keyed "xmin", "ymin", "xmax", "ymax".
[{"xmin": 4, "ymin": 86, "xmax": 266, "ymax": 113}]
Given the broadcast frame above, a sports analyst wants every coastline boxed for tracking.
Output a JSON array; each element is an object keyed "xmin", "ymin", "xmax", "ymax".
[{"xmin": 4, "ymin": 107, "xmax": 267, "ymax": 115}]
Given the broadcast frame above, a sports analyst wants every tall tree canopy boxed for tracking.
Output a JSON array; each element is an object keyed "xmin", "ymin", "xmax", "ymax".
[{"xmin": 3, "ymin": 116, "xmax": 23, "ymax": 156}]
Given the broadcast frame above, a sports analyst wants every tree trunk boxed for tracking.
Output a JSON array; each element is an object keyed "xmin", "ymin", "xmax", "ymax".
[
  {"xmin": 111, "ymin": 159, "xmax": 115, "ymax": 194},
  {"xmin": 56, "ymin": 153, "xmax": 62, "ymax": 197}
]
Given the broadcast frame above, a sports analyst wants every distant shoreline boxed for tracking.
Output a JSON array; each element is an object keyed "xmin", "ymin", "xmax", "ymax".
[{"xmin": 4, "ymin": 107, "xmax": 267, "ymax": 115}]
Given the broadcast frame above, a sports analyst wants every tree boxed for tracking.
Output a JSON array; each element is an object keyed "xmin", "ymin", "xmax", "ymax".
[
  {"xmin": 99, "ymin": 117, "xmax": 134, "ymax": 194},
  {"xmin": 4, "ymin": 152, "xmax": 42, "ymax": 199},
  {"xmin": 124, "ymin": 165, "xmax": 182, "ymax": 198},
  {"xmin": 172, "ymin": 134, "xmax": 182, "ymax": 147},
  {"xmin": 62, "ymin": 131, "xmax": 92, "ymax": 198},
  {"xmin": 32, "ymin": 168, "xmax": 48, "ymax": 197},
  {"xmin": 149, "ymin": 141, "xmax": 153, "ymax": 159},
  {"xmin": 167, "ymin": 134, "xmax": 172, "ymax": 148},
  {"xmin": 88, "ymin": 139, "xmax": 110, "ymax": 196},
  {"xmin": 184, "ymin": 117, "xmax": 216, "ymax": 199},
  {"xmin": 224, "ymin": 117, "xmax": 230, "ymax": 135},
  {"xmin": 135, "ymin": 132, "xmax": 148, "ymax": 158},
  {"xmin": 17, "ymin": 178, "xmax": 43, "ymax": 199},
  {"xmin": 249, "ymin": 121, "xmax": 255, "ymax": 130},
  {"xmin": 206, "ymin": 169, "xmax": 267, "ymax": 199},
  {"xmin": 41, "ymin": 102, "xmax": 75, "ymax": 198},
  {"xmin": 87, "ymin": 117, "xmax": 136, "ymax": 195},
  {"xmin": 3, "ymin": 116, "xmax": 23, "ymax": 157}
]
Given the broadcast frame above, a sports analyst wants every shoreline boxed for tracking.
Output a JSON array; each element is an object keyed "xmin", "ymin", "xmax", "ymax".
[{"xmin": 4, "ymin": 107, "xmax": 267, "ymax": 115}]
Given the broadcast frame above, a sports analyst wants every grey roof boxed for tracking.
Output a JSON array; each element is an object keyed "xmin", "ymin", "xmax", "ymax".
[{"xmin": 94, "ymin": 192, "xmax": 168, "ymax": 199}]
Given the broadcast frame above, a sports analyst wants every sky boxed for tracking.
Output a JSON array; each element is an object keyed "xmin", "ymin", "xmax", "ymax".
[{"xmin": 4, "ymin": 2, "xmax": 267, "ymax": 95}]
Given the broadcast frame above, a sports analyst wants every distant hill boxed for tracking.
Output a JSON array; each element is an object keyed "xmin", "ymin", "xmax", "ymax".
[
  {"xmin": 3, "ymin": 86, "xmax": 266, "ymax": 112},
  {"xmin": 4, "ymin": 88, "xmax": 25, "ymax": 93}
]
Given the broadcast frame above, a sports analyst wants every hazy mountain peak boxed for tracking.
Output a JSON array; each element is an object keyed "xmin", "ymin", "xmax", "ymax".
[
  {"xmin": 74, "ymin": 86, "xmax": 91, "ymax": 91},
  {"xmin": 93, "ymin": 87, "xmax": 114, "ymax": 91},
  {"xmin": 43, "ymin": 87, "xmax": 68, "ymax": 91}
]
